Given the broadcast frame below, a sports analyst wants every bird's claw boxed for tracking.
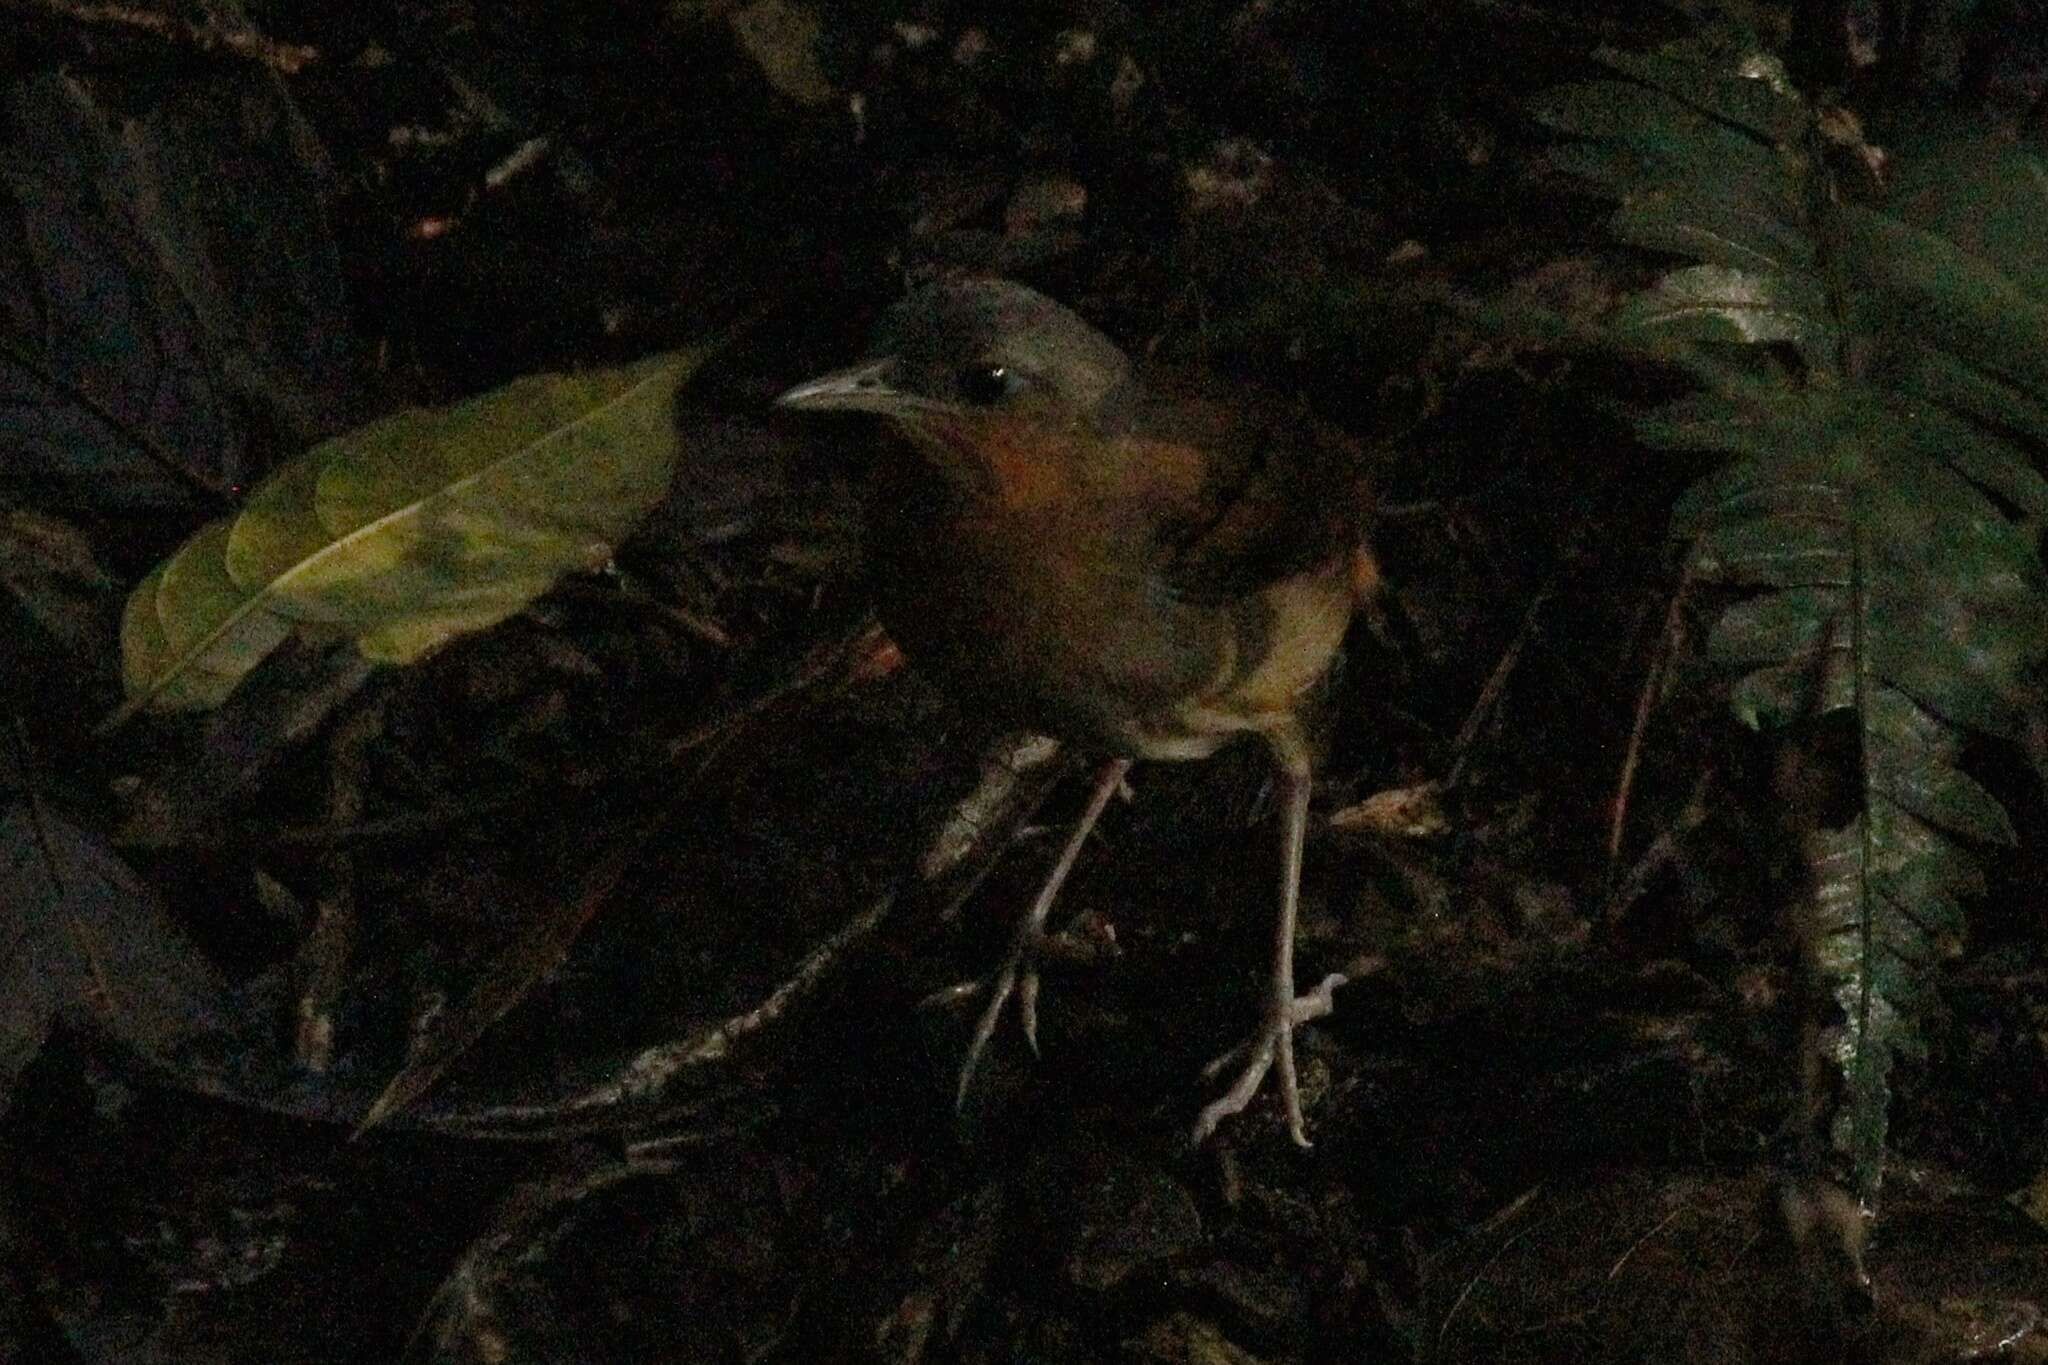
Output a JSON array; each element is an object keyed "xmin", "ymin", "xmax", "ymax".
[
  {"xmin": 1017, "ymin": 971, "xmax": 1042, "ymax": 1053},
  {"xmin": 918, "ymin": 977, "xmax": 986, "ymax": 1011},
  {"xmin": 954, "ymin": 923, "xmax": 1048, "ymax": 1110},
  {"xmin": 1192, "ymin": 971, "xmax": 1346, "ymax": 1148}
]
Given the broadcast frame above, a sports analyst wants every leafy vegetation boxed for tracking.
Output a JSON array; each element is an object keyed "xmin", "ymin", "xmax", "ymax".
[
  {"xmin": 1539, "ymin": 38, "xmax": 2048, "ymax": 1202},
  {"xmin": 114, "ymin": 350, "xmax": 705, "ymax": 723},
  {"xmin": 3, "ymin": 2, "xmax": 2046, "ymax": 1359}
]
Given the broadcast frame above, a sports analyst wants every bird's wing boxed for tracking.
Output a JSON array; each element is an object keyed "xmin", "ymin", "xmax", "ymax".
[{"xmin": 1123, "ymin": 376, "xmax": 1374, "ymax": 605}]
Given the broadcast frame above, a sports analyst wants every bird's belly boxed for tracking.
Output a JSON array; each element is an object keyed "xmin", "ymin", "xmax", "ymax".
[
  {"xmin": 1152, "ymin": 563, "xmax": 1354, "ymax": 755},
  {"xmin": 872, "ymin": 525, "xmax": 1354, "ymax": 762},
  {"xmin": 871, "ymin": 539, "xmax": 1225, "ymax": 756}
]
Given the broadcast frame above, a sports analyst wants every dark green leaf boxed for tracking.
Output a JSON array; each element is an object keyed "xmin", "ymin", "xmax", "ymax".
[
  {"xmin": 1866, "ymin": 706, "xmax": 2013, "ymax": 844},
  {"xmin": 1609, "ymin": 188, "xmax": 1814, "ymax": 275},
  {"xmin": 1596, "ymin": 45, "xmax": 1808, "ymax": 142},
  {"xmin": 1532, "ymin": 79, "xmax": 1696, "ymax": 143},
  {"xmin": 1729, "ymin": 657, "xmax": 1849, "ymax": 728},
  {"xmin": 1885, "ymin": 125, "xmax": 2048, "ymax": 304},
  {"xmin": 1611, "ymin": 265, "xmax": 1837, "ymax": 361},
  {"xmin": 0, "ymin": 801, "xmax": 232, "ymax": 1119},
  {"xmin": 1894, "ymin": 350, "xmax": 2048, "ymax": 461},
  {"xmin": 1707, "ymin": 584, "xmax": 1838, "ymax": 666},
  {"xmin": 1693, "ymin": 510, "xmax": 1849, "ymax": 585},
  {"xmin": 1801, "ymin": 821, "xmax": 1901, "ymax": 1193},
  {"xmin": 1538, "ymin": 39, "xmax": 2048, "ymax": 1208},
  {"xmin": 1545, "ymin": 114, "xmax": 1787, "ymax": 196},
  {"xmin": 1846, "ymin": 205, "xmax": 2048, "ymax": 406}
]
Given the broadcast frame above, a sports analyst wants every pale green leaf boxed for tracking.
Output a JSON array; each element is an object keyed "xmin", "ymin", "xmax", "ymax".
[
  {"xmin": 1612, "ymin": 264, "xmax": 1837, "ymax": 358},
  {"xmin": 120, "ymin": 521, "xmax": 295, "ymax": 711},
  {"xmin": 114, "ymin": 348, "xmax": 707, "ymax": 721}
]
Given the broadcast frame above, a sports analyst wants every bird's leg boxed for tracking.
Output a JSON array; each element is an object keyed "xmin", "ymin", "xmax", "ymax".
[
  {"xmin": 1192, "ymin": 744, "xmax": 1347, "ymax": 1148},
  {"xmin": 956, "ymin": 756, "xmax": 1133, "ymax": 1109}
]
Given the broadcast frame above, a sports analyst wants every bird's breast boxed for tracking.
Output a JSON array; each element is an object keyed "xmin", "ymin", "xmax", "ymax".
[
  {"xmin": 866, "ymin": 497, "xmax": 1233, "ymax": 754},
  {"xmin": 865, "ymin": 493, "xmax": 1357, "ymax": 762}
]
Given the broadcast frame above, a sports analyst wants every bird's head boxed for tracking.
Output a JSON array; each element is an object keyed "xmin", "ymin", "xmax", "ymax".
[{"xmin": 776, "ymin": 278, "xmax": 1136, "ymax": 500}]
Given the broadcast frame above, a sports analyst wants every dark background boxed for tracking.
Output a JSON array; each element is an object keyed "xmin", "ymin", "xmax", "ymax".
[{"xmin": 2, "ymin": 1, "xmax": 2046, "ymax": 1361}]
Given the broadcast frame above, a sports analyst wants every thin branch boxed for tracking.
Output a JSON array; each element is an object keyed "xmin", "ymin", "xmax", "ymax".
[
  {"xmin": 1, "ymin": 0, "xmax": 319, "ymax": 73},
  {"xmin": 1598, "ymin": 769, "xmax": 1710, "ymax": 926},
  {"xmin": 1606, "ymin": 555, "xmax": 1698, "ymax": 867}
]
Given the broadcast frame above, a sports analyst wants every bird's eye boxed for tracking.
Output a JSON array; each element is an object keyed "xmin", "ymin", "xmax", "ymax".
[{"xmin": 957, "ymin": 363, "xmax": 1016, "ymax": 404}]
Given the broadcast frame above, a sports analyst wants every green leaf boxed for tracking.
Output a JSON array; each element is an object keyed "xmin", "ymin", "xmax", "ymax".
[
  {"xmin": 113, "ymin": 348, "xmax": 707, "ymax": 722},
  {"xmin": 1609, "ymin": 186, "xmax": 1815, "ymax": 275},
  {"xmin": 1612, "ymin": 265, "xmax": 1837, "ymax": 362},
  {"xmin": 1692, "ymin": 511, "xmax": 1850, "ymax": 586},
  {"xmin": 1663, "ymin": 415, "xmax": 1844, "ymax": 524},
  {"xmin": 1799, "ymin": 813, "xmax": 1923, "ymax": 1191},
  {"xmin": 1865, "ymin": 575, "xmax": 2036, "ymax": 740},
  {"xmin": 120, "ymin": 522, "xmax": 296, "ymax": 711},
  {"xmin": 0, "ymin": 802, "xmax": 232, "ymax": 1119},
  {"xmin": 1533, "ymin": 79, "xmax": 1695, "ymax": 143},
  {"xmin": 1846, "ymin": 204, "xmax": 2048, "ymax": 406},
  {"xmin": 1595, "ymin": 44, "xmax": 1807, "ymax": 142},
  {"xmin": 1893, "ymin": 350, "xmax": 2048, "ymax": 461},
  {"xmin": 1729, "ymin": 658, "xmax": 1847, "ymax": 728},
  {"xmin": 1707, "ymin": 583, "xmax": 1837, "ymax": 665},
  {"xmin": 728, "ymin": 0, "xmax": 837, "ymax": 108},
  {"xmin": 1548, "ymin": 134, "xmax": 1781, "ymax": 202},
  {"xmin": 1866, "ymin": 691, "xmax": 2016, "ymax": 845},
  {"xmin": 1884, "ymin": 126, "xmax": 2048, "ymax": 305},
  {"xmin": 1535, "ymin": 39, "xmax": 2048, "ymax": 1205}
]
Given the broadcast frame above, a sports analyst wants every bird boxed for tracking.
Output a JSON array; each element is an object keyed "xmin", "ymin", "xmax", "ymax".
[{"xmin": 776, "ymin": 275, "xmax": 1377, "ymax": 1146}]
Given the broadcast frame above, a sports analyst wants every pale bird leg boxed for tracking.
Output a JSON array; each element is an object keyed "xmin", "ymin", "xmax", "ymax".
[
  {"xmin": 957, "ymin": 757, "xmax": 1133, "ymax": 1110},
  {"xmin": 1192, "ymin": 744, "xmax": 1346, "ymax": 1148}
]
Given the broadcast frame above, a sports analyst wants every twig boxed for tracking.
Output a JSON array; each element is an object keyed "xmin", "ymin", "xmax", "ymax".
[
  {"xmin": 1606, "ymin": 557, "xmax": 1697, "ymax": 866},
  {"xmin": 1438, "ymin": 1191, "xmax": 1552, "ymax": 1348},
  {"xmin": 1599, "ymin": 769, "xmax": 1710, "ymax": 925},
  {"xmin": 1444, "ymin": 577, "xmax": 1553, "ymax": 788},
  {"xmin": 1, "ymin": 0, "xmax": 318, "ymax": 73},
  {"xmin": 1606, "ymin": 1201, "xmax": 1690, "ymax": 1280}
]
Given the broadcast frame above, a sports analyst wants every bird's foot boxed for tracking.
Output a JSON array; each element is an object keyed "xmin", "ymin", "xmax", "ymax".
[
  {"xmin": 1192, "ymin": 971, "xmax": 1347, "ymax": 1148},
  {"xmin": 940, "ymin": 911, "xmax": 1118, "ymax": 1109},
  {"xmin": 935, "ymin": 756, "xmax": 1130, "ymax": 1112},
  {"xmin": 954, "ymin": 922, "xmax": 1043, "ymax": 1109}
]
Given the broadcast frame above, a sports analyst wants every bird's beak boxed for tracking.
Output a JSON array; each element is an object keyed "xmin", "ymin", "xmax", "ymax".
[
  {"xmin": 774, "ymin": 359, "xmax": 905, "ymax": 415},
  {"xmin": 778, "ymin": 355, "xmax": 988, "ymax": 497}
]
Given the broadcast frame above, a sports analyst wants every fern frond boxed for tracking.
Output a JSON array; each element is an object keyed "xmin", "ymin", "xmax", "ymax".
[{"xmin": 1542, "ymin": 38, "xmax": 2047, "ymax": 1200}]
